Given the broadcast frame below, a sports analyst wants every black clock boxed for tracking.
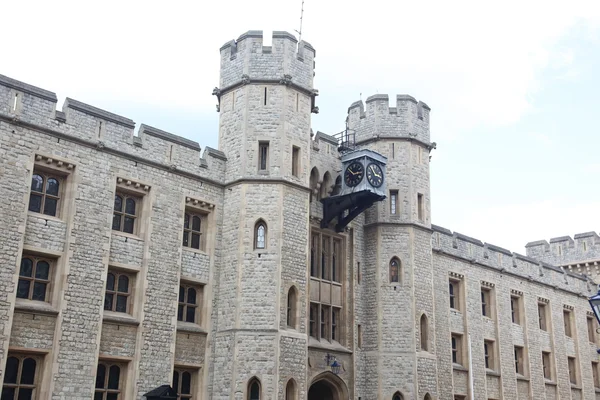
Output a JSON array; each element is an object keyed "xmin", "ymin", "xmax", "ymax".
[
  {"xmin": 366, "ymin": 163, "xmax": 384, "ymax": 188},
  {"xmin": 344, "ymin": 162, "xmax": 364, "ymax": 187}
]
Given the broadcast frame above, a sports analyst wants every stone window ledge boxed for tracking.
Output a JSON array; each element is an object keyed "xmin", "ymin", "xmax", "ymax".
[
  {"xmin": 516, "ymin": 374, "xmax": 529, "ymax": 382},
  {"xmin": 544, "ymin": 380, "xmax": 557, "ymax": 386},
  {"xmin": 308, "ymin": 337, "xmax": 352, "ymax": 354},
  {"xmin": 103, "ymin": 311, "xmax": 139, "ymax": 326},
  {"xmin": 177, "ymin": 321, "xmax": 207, "ymax": 334},
  {"xmin": 452, "ymin": 364, "xmax": 468, "ymax": 372},
  {"xmin": 182, "ymin": 247, "xmax": 210, "ymax": 258},
  {"xmin": 595, "ymin": 388, "xmax": 600, "ymax": 393},
  {"xmin": 571, "ymin": 384, "xmax": 582, "ymax": 390},
  {"xmin": 112, "ymin": 231, "xmax": 143, "ymax": 242},
  {"xmin": 485, "ymin": 369, "xmax": 500, "ymax": 377},
  {"xmin": 14, "ymin": 299, "xmax": 59, "ymax": 316}
]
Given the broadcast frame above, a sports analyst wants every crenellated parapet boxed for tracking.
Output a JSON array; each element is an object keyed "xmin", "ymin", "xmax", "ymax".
[
  {"xmin": 432, "ymin": 225, "xmax": 593, "ymax": 296},
  {"xmin": 347, "ymin": 94, "xmax": 432, "ymax": 146},
  {"xmin": 218, "ymin": 30, "xmax": 316, "ymax": 95},
  {"xmin": 0, "ymin": 74, "xmax": 227, "ymax": 184},
  {"xmin": 526, "ymin": 232, "xmax": 600, "ymax": 278}
]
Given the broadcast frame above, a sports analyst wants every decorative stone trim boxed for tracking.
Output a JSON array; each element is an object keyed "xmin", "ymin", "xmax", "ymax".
[
  {"xmin": 587, "ymin": 310, "xmax": 594, "ymax": 317},
  {"xmin": 116, "ymin": 177, "xmax": 150, "ymax": 195},
  {"xmin": 510, "ymin": 289, "xmax": 523, "ymax": 296},
  {"xmin": 538, "ymin": 297, "xmax": 550, "ymax": 304},
  {"xmin": 481, "ymin": 280, "xmax": 495, "ymax": 288},
  {"xmin": 449, "ymin": 271, "xmax": 464, "ymax": 280},
  {"xmin": 35, "ymin": 154, "xmax": 75, "ymax": 172},
  {"xmin": 185, "ymin": 196, "xmax": 215, "ymax": 211},
  {"xmin": 563, "ymin": 304, "xmax": 574, "ymax": 311}
]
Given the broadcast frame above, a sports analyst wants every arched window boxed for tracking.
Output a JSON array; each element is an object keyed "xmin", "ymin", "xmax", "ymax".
[
  {"xmin": 390, "ymin": 258, "xmax": 400, "ymax": 283},
  {"xmin": 287, "ymin": 286, "xmax": 297, "ymax": 328},
  {"xmin": 112, "ymin": 193, "xmax": 138, "ymax": 234},
  {"xmin": 424, "ymin": 394, "xmax": 432, "ymax": 400},
  {"xmin": 29, "ymin": 172, "xmax": 61, "ymax": 216},
  {"xmin": 320, "ymin": 172, "xmax": 332, "ymax": 199},
  {"xmin": 310, "ymin": 167, "xmax": 320, "ymax": 202},
  {"xmin": 248, "ymin": 377, "xmax": 261, "ymax": 400},
  {"xmin": 285, "ymin": 378, "xmax": 297, "ymax": 400},
  {"xmin": 420, "ymin": 314, "xmax": 429, "ymax": 351},
  {"xmin": 254, "ymin": 220, "xmax": 267, "ymax": 249},
  {"xmin": 332, "ymin": 175, "xmax": 342, "ymax": 196},
  {"xmin": 392, "ymin": 392, "xmax": 404, "ymax": 400},
  {"xmin": 17, "ymin": 256, "xmax": 51, "ymax": 302},
  {"xmin": 95, "ymin": 363, "xmax": 123, "ymax": 399},
  {"xmin": 3, "ymin": 355, "xmax": 39, "ymax": 398}
]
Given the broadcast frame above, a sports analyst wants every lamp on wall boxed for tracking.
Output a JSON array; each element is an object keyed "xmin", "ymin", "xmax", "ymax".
[
  {"xmin": 324, "ymin": 353, "xmax": 341, "ymax": 375},
  {"xmin": 588, "ymin": 286, "xmax": 600, "ymax": 354}
]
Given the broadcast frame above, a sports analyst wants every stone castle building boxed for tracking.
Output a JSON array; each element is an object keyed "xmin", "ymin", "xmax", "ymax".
[{"xmin": 0, "ymin": 30, "xmax": 599, "ymax": 400}]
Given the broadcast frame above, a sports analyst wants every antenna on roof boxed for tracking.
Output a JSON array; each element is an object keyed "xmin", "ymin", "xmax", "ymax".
[{"xmin": 294, "ymin": 0, "xmax": 305, "ymax": 42}]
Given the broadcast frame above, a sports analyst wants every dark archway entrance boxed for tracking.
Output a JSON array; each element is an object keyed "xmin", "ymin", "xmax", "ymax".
[
  {"xmin": 308, "ymin": 380, "xmax": 336, "ymax": 400},
  {"xmin": 308, "ymin": 372, "xmax": 348, "ymax": 400}
]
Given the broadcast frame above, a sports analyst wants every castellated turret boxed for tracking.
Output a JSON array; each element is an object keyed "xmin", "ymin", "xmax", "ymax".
[
  {"xmin": 347, "ymin": 94, "xmax": 434, "ymax": 227},
  {"xmin": 216, "ymin": 31, "xmax": 317, "ymax": 183}
]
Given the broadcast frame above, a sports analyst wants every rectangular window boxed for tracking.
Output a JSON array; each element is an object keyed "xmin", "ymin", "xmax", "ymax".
[
  {"xmin": 113, "ymin": 191, "xmax": 140, "ymax": 234},
  {"xmin": 332, "ymin": 307, "xmax": 340, "ymax": 341},
  {"xmin": 2, "ymin": 353, "xmax": 43, "ymax": 399},
  {"xmin": 390, "ymin": 190, "xmax": 398, "ymax": 215},
  {"xmin": 178, "ymin": 284, "xmax": 203, "ymax": 325},
  {"xmin": 104, "ymin": 270, "xmax": 132, "ymax": 314},
  {"xmin": 588, "ymin": 316, "xmax": 596, "ymax": 343},
  {"xmin": 16, "ymin": 255, "xmax": 52, "ymax": 302},
  {"xmin": 449, "ymin": 279, "xmax": 461, "ymax": 311},
  {"xmin": 95, "ymin": 361, "xmax": 125, "ymax": 399},
  {"xmin": 309, "ymin": 303, "xmax": 318, "ymax": 338},
  {"xmin": 514, "ymin": 346, "xmax": 524, "ymax": 375},
  {"xmin": 183, "ymin": 210, "xmax": 207, "ymax": 251},
  {"xmin": 292, "ymin": 146, "xmax": 300, "ymax": 177},
  {"xmin": 29, "ymin": 169, "xmax": 64, "ymax": 217},
  {"xmin": 593, "ymin": 361, "xmax": 600, "ymax": 388},
  {"xmin": 321, "ymin": 305, "xmax": 330, "ymax": 340},
  {"xmin": 357, "ymin": 262, "xmax": 361, "ymax": 284},
  {"xmin": 484, "ymin": 340, "xmax": 495, "ymax": 370},
  {"xmin": 173, "ymin": 368, "xmax": 196, "ymax": 399},
  {"xmin": 258, "ymin": 142, "xmax": 269, "ymax": 171},
  {"xmin": 511, "ymin": 296, "xmax": 521, "ymax": 325},
  {"xmin": 538, "ymin": 303, "xmax": 548, "ymax": 331},
  {"xmin": 542, "ymin": 351, "xmax": 552, "ymax": 380},
  {"xmin": 417, "ymin": 193, "xmax": 424, "ymax": 221},
  {"xmin": 568, "ymin": 357, "xmax": 578, "ymax": 385},
  {"xmin": 357, "ymin": 324, "xmax": 362, "ymax": 348},
  {"xmin": 310, "ymin": 234, "xmax": 319, "ymax": 278},
  {"xmin": 563, "ymin": 309, "xmax": 572, "ymax": 337},
  {"xmin": 451, "ymin": 334, "xmax": 462, "ymax": 365},
  {"xmin": 321, "ymin": 236, "xmax": 330, "ymax": 281},
  {"xmin": 481, "ymin": 289, "xmax": 491, "ymax": 317}
]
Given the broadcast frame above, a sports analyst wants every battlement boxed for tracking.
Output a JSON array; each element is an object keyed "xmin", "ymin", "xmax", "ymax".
[
  {"xmin": 525, "ymin": 232, "xmax": 600, "ymax": 269},
  {"xmin": 218, "ymin": 30, "xmax": 316, "ymax": 93},
  {"xmin": 0, "ymin": 74, "xmax": 226, "ymax": 184},
  {"xmin": 347, "ymin": 94, "xmax": 431, "ymax": 146},
  {"xmin": 432, "ymin": 225, "xmax": 593, "ymax": 296}
]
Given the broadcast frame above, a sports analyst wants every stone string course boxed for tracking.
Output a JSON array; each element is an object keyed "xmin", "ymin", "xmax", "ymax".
[{"xmin": 0, "ymin": 29, "xmax": 598, "ymax": 400}]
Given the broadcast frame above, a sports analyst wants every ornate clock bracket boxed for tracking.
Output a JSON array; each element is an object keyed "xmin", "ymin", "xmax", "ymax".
[{"xmin": 321, "ymin": 190, "xmax": 386, "ymax": 232}]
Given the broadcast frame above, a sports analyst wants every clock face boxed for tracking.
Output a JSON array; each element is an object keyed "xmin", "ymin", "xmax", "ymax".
[
  {"xmin": 366, "ymin": 163, "xmax": 384, "ymax": 188},
  {"xmin": 344, "ymin": 162, "xmax": 364, "ymax": 187}
]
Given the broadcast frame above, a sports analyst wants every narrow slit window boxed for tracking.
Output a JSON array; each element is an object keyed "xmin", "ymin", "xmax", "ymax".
[
  {"xmin": 417, "ymin": 193, "xmax": 424, "ymax": 221},
  {"xmin": 98, "ymin": 121, "xmax": 103, "ymax": 138},
  {"xmin": 390, "ymin": 190, "xmax": 398, "ymax": 215},
  {"xmin": 296, "ymin": 93, "xmax": 299, "ymax": 111},
  {"xmin": 13, "ymin": 93, "xmax": 18, "ymax": 112},
  {"xmin": 259, "ymin": 142, "xmax": 269, "ymax": 171},
  {"xmin": 264, "ymin": 87, "xmax": 267, "ymax": 106},
  {"xmin": 292, "ymin": 146, "xmax": 300, "ymax": 177}
]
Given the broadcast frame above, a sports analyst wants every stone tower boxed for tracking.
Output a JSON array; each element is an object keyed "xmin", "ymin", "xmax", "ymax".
[
  {"xmin": 210, "ymin": 31, "xmax": 317, "ymax": 398},
  {"xmin": 347, "ymin": 95, "xmax": 438, "ymax": 398}
]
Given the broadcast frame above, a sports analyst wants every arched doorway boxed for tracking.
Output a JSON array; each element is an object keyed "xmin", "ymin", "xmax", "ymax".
[{"xmin": 308, "ymin": 372, "xmax": 349, "ymax": 400}]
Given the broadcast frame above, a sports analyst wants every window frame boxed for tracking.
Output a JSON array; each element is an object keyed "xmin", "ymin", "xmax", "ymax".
[
  {"xmin": 514, "ymin": 346, "xmax": 525, "ymax": 376},
  {"xmin": 178, "ymin": 283, "xmax": 203, "ymax": 325},
  {"xmin": 538, "ymin": 302, "xmax": 548, "ymax": 331},
  {"xmin": 172, "ymin": 367, "xmax": 196, "ymax": 400},
  {"xmin": 417, "ymin": 193, "xmax": 424, "ymax": 221},
  {"xmin": 481, "ymin": 288, "xmax": 491, "ymax": 317},
  {"xmin": 258, "ymin": 141, "xmax": 269, "ymax": 172},
  {"xmin": 451, "ymin": 333, "xmax": 462, "ymax": 365},
  {"xmin": 390, "ymin": 257, "xmax": 401, "ymax": 284},
  {"xmin": 112, "ymin": 191, "xmax": 140, "ymax": 235},
  {"xmin": 563, "ymin": 309, "xmax": 573, "ymax": 338},
  {"xmin": 593, "ymin": 361, "xmax": 600, "ymax": 388},
  {"xmin": 484, "ymin": 340, "xmax": 495, "ymax": 370},
  {"xmin": 183, "ymin": 210, "xmax": 207, "ymax": 251},
  {"xmin": 94, "ymin": 361, "xmax": 125, "ymax": 400},
  {"xmin": 2, "ymin": 353, "xmax": 42, "ymax": 400},
  {"xmin": 420, "ymin": 314, "xmax": 429, "ymax": 351},
  {"xmin": 16, "ymin": 256, "xmax": 52, "ymax": 303},
  {"xmin": 104, "ymin": 270, "xmax": 133, "ymax": 314},
  {"xmin": 568, "ymin": 356, "xmax": 578, "ymax": 385},
  {"xmin": 542, "ymin": 351, "xmax": 552, "ymax": 381},
  {"xmin": 510, "ymin": 295, "xmax": 522, "ymax": 325},
  {"xmin": 248, "ymin": 377, "xmax": 261, "ymax": 400},
  {"xmin": 588, "ymin": 315, "xmax": 597, "ymax": 343},
  {"xmin": 449, "ymin": 278, "xmax": 462, "ymax": 311},
  {"xmin": 291, "ymin": 146, "xmax": 300, "ymax": 177},
  {"xmin": 390, "ymin": 190, "xmax": 399, "ymax": 215},
  {"xmin": 254, "ymin": 220, "xmax": 267, "ymax": 250},
  {"xmin": 286, "ymin": 286, "xmax": 298, "ymax": 329},
  {"xmin": 28, "ymin": 170, "xmax": 64, "ymax": 218}
]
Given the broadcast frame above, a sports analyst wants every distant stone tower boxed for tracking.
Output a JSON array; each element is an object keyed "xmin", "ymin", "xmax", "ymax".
[
  {"xmin": 211, "ymin": 31, "xmax": 317, "ymax": 398},
  {"xmin": 347, "ymin": 95, "xmax": 438, "ymax": 398}
]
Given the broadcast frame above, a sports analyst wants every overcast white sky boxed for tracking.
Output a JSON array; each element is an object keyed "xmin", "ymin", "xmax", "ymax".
[{"xmin": 4, "ymin": 0, "xmax": 600, "ymax": 252}]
